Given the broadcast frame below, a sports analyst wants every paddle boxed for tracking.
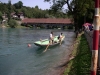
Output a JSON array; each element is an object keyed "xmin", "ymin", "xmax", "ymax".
[
  {"xmin": 43, "ymin": 39, "xmax": 53, "ymax": 52},
  {"xmin": 59, "ymin": 39, "xmax": 62, "ymax": 45},
  {"xmin": 59, "ymin": 36, "xmax": 64, "ymax": 45},
  {"xmin": 44, "ymin": 35, "xmax": 54, "ymax": 52},
  {"xmin": 43, "ymin": 43, "xmax": 50, "ymax": 52}
]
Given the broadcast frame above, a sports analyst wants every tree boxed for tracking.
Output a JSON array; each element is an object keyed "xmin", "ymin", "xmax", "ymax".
[
  {"xmin": 35, "ymin": 5, "xmax": 39, "ymax": 9},
  {"xmin": 13, "ymin": 1, "xmax": 23, "ymax": 9},
  {"xmin": 7, "ymin": 0, "xmax": 11, "ymax": 21},
  {"xmin": 0, "ymin": 3, "xmax": 8, "ymax": 13},
  {"xmin": 8, "ymin": 19, "xmax": 18, "ymax": 28},
  {"xmin": 0, "ymin": 1, "xmax": 69, "ymax": 20},
  {"xmin": 44, "ymin": 0, "xmax": 95, "ymax": 31},
  {"xmin": 0, "ymin": 11, "xmax": 3, "ymax": 21}
]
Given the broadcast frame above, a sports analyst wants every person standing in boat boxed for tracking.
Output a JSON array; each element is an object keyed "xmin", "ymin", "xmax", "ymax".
[
  {"xmin": 49, "ymin": 32, "xmax": 54, "ymax": 44},
  {"xmin": 58, "ymin": 33, "xmax": 63, "ymax": 43}
]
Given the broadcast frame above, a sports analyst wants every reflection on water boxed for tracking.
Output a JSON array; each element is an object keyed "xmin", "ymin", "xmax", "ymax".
[
  {"xmin": 0, "ymin": 28, "xmax": 75, "ymax": 75},
  {"xmin": 35, "ymin": 47, "xmax": 45, "ymax": 54},
  {"xmin": 34, "ymin": 44, "xmax": 61, "ymax": 54}
]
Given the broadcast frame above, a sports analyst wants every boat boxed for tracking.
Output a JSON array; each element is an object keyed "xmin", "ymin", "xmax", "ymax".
[{"xmin": 34, "ymin": 35, "xmax": 65, "ymax": 47}]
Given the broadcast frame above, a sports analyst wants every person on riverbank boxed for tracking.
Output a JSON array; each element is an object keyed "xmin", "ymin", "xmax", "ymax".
[{"xmin": 49, "ymin": 32, "xmax": 54, "ymax": 44}]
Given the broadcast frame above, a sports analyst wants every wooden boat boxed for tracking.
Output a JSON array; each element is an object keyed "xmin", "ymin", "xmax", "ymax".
[{"xmin": 34, "ymin": 36, "xmax": 65, "ymax": 47}]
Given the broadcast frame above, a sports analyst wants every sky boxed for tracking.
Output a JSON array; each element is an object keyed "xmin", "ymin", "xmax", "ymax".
[{"xmin": 1, "ymin": 0, "xmax": 53, "ymax": 10}]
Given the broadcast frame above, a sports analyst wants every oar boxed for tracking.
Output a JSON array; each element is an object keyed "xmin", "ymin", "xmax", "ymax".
[
  {"xmin": 43, "ymin": 43, "xmax": 50, "ymax": 52},
  {"xmin": 43, "ymin": 36, "xmax": 54, "ymax": 52},
  {"xmin": 40, "ymin": 39, "xmax": 43, "ymax": 44},
  {"xmin": 59, "ymin": 36, "xmax": 64, "ymax": 45},
  {"xmin": 60, "ymin": 39, "xmax": 62, "ymax": 45}
]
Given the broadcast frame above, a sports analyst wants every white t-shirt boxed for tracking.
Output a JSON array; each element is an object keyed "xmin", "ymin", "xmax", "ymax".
[{"xmin": 50, "ymin": 33, "xmax": 53, "ymax": 39}]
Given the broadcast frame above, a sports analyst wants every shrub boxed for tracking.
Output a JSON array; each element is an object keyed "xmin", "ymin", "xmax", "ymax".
[
  {"xmin": 8, "ymin": 19, "xmax": 18, "ymax": 28},
  {"xmin": 67, "ymin": 26, "xmax": 73, "ymax": 29}
]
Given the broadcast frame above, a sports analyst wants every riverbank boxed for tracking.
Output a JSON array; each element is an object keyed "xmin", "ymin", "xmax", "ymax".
[
  {"xmin": 0, "ymin": 24, "xmax": 27, "ymax": 28},
  {"xmin": 60, "ymin": 32, "xmax": 92, "ymax": 75}
]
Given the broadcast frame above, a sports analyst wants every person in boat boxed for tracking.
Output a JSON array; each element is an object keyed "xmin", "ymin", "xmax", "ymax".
[
  {"xmin": 58, "ymin": 33, "xmax": 63, "ymax": 42},
  {"xmin": 49, "ymin": 32, "xmax": 54, "ymax": 44}
]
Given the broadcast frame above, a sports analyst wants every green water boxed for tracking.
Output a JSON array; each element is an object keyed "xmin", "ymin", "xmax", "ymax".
[{"xmin": 0, "ymin": 28, "xmax": 75, "ymax": 75}]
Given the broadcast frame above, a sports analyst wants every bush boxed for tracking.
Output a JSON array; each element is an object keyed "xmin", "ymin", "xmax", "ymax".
[
  {"xmin": 8, "ymin": 19, "xmax": 18, "ymax": 28},
  {"xmin": 67, "ymin": 26, "xmax": 73, "ymax": 29}
]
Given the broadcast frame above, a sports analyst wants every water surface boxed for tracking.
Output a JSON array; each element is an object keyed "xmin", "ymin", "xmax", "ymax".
[{"xmin": 0, "ymin": 28, "xmax": 75, "ymax": 75}]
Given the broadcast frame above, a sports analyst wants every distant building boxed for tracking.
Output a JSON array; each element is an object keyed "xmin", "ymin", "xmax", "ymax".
[
  {"xmin": 2, "ymin": 13, "xmax": 8, "ymax": 23},
  {"xmin": 11, "ymin": 12, "xmax": 24, "ymax": 20},
  {"xmin": 2, "ymin": 12, "xmax": 24, "ymax": 23},
  {"xmin": 11, "ymin": 12, "xmax": 18, "ymax": 18},
  {"xmin": 17, "ymin": 12, "xmax": 24, "ymax": 20}
]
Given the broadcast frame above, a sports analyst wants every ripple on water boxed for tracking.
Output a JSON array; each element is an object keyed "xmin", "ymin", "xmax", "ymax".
[
  {"xmin": 0, "ymin": 50, "xmax": 12, "ymax": 56},
  {"xmin": 0, "ymin": 28, "xmax": 75, "ymax": 75}
]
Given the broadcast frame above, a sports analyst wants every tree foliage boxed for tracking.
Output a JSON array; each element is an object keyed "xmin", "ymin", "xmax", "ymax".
[
  {"xmin": 7, "ymin": 0, "xmax": 12, "ymax": 21},
  {"xmin": 8, "ymin": 19, "xmax": 18, "ymax": 28},
  {"xmin": 45, "ymin": 0, "xmax": 95, "ymax": 31},
  {"xmin": 0, "ymin": 1, "xmax": 68, "ymax": 19},
  {"xmin": 0, "ymin": 1, "xmax": 71, "ymax": 28},
  {"xmin": 0, "ymin": 11, "xmax": 3, "ymax": 21},
  {"xmin": 13, "ymin": 1, "xmax": 23, "ymax": 9}
]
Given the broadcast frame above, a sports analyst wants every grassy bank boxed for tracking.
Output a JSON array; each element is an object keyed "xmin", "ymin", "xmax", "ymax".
[{"xmin": 63, "ymin": 33, "xmax": 92, "ymax": 75}]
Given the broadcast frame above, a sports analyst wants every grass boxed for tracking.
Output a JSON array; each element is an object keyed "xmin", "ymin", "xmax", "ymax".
[{"xmin": 63, "ymin": 33, "xmax": 92, "ymax": 75}]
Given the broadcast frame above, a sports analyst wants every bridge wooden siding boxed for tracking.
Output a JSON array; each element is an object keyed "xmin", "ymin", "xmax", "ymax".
[{"xmin": 21, "ymin": 18, "xmax": 73, "ymax": 29}]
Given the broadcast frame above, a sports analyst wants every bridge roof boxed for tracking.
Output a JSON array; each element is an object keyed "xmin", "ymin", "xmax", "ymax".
[{"xmin": 22, "ymin": 18, "xmax": 72, "ymax": 24}]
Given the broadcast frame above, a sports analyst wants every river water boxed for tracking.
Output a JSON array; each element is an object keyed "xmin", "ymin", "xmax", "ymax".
[{"xmin": 0, "ymin": 28, "xmax": 75, "ymax": 75}]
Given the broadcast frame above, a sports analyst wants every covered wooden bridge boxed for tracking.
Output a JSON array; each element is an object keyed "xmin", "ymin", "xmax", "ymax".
[{"xmin": 21, "ymin": 18, "xmax": 73, "ymax": 29}]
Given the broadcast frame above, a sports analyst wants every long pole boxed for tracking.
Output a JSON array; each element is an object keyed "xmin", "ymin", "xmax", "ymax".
[{"xmin": 91, "ymin": 0, "xmax": 99, "ymax": 75}]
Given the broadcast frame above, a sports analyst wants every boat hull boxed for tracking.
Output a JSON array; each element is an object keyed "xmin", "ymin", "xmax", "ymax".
[
  {"xmin": 34, "ymin": 41, "xmax": 61, "ymax": 47},
  {"xmin": 34, "ymin": 36, "xmax": 65, "ymax": 47}
]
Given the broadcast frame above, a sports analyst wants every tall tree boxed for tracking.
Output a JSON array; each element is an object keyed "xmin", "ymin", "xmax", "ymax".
[
  {"xmin": 7, "ymin": 0, "xmax": 11, "ymax": 21},
  {"xmin": 35, "ymin": 5, "xmax": 39, "ymax": 9},
  {"xmin": 0, "ymin": 1, "xmax": 70, "ymax": 20},
  {"xmin": 13, "ymin": 1, "xmax": 23, "ymax": 9},
  {"xmin": 0, "ymin": 11, "xmax": 3, "ymax": 21},
  {"xmin": 44, "ymin": 0, "xmax": 95, "ymax": 31}
]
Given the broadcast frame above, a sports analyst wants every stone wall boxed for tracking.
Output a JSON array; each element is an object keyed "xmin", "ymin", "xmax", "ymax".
[
  {"xmin": 84, "ymin": 30, "xmax": 100, "ymax": 67},
  {"xmin": 84, "ymin": 30, "xmax": 93, "ymax": 51}
]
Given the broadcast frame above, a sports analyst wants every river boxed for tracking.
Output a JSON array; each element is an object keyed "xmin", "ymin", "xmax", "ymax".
[{"xmin": 0, "ymin": 28, "xmax": 75, "ymax": 75}]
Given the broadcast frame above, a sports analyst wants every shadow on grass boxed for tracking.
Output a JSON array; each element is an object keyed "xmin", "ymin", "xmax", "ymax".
[{"xmin": 64, "ymin": 34, "xmax": 92, "ymax": 75}]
